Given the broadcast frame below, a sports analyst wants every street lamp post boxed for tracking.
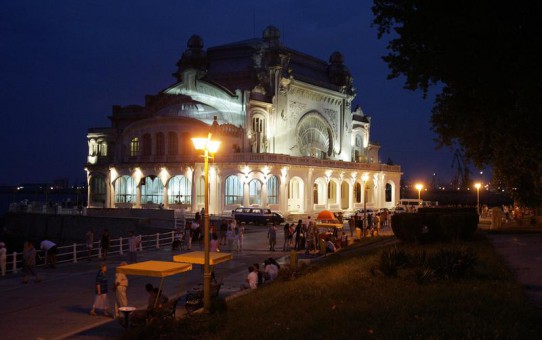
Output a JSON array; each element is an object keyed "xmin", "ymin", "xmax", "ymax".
[
  {"xmin": 415, "ymin": 183, "xmax": 423, "ymax": 204},
  {"xmin": 474, "ymin": 182, "xmax": 481, "ymax": 215},
  {"xmin": 362, "ymin": 173, "xmax": 369, "ymax": 230},
  {"xmin": 192, "ymin": 133, "xmax": 220, "ymax": 313}
]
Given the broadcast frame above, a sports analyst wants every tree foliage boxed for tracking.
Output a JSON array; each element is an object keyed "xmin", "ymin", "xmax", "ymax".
[{"xmin": 372, "ymin": 0, "xmax": 542, "ymax": 207}]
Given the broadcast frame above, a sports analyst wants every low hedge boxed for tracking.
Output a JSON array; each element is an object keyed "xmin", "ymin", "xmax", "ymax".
[{"xmin": 391, "ymin": 208, "xmax": 478, "ymax": 243}]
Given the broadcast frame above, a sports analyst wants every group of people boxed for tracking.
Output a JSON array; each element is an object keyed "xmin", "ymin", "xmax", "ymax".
[
  {"xmin": 281, "ymin": 217, "xmax": 322, "ymax": 253},
  {"xmin": 88, "ymin": 261, "xmax": 167, "ymax": 322},
  {"xmin": 348, "ymin": 210, "xmax": 388, "ymax": 238},
  {"xmin": 241, "ymin": 257, "xmax": 281, "ymax": 290},
  {"xmin": 85, "ymin": 228, "xmax": 111, "ymax": 261}
]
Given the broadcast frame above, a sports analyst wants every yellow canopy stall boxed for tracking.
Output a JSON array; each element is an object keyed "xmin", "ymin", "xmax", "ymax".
[
  {"xmin": 116, "ymin": 261, "xmax": 193, "ymax": 306},
  {"xmin": 173, "ymin": 251, "xmax": 233, "ymax": 265},
  {"xmin": 116, "ymin": 260, "xmax": 192, "ymax": 277}
]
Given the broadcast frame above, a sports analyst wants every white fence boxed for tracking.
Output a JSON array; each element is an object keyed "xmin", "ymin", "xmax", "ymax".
[{"xmin": 3, "ymin": 230, "xmax": 177, "ymax": 275}]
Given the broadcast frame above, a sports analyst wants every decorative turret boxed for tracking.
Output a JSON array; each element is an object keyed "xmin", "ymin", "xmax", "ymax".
[
  {"xmin": 174, "ymin": 34, "xmax": 208, "ymax": 80},
  {"xmin": 263, "ymin": 25, "xmax": 280, "ymax": 46},
  {"xmin": 327, "ymin": 51, "xmax": 353, "ymax": 93}
]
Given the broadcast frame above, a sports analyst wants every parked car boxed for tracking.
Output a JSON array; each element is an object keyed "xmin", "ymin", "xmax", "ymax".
[
  {"xmin": 232, "ymin": 207, "xmax": 284, "ymax": 225},
  {"xmin": 391, "ymin": 206, "xmax": 406, "ymax": 214}
]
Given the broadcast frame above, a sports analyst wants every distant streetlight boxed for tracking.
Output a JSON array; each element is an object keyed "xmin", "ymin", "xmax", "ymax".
[
  {"xmin": 474, "ymin": 182, "xmax": 481, "ymax": 215},
  {"xmin": 192, "ymin": 133, "xmax": 221, "ymax": 313},
  {"xmin": 415, "ymin": 183, "xmax": 423, "ymax": 203}
]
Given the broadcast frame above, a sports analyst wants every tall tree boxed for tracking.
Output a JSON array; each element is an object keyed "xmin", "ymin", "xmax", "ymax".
[{"xmin": 372, "ymin": 0, "xmax": 542, "ymax": 207}]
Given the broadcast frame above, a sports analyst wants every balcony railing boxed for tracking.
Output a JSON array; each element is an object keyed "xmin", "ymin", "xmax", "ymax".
[{"xmin": 109, "ymin": 152, "xmax": 401, "ymax": 173}]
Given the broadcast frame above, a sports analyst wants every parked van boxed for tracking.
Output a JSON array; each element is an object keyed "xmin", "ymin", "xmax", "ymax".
[{"xmin": 395, "ymin": 199, "xmax": 422, "ymax": 212}]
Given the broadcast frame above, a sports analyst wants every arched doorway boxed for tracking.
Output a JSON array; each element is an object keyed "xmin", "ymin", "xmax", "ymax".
[
  {"xmin": 288, "ymin": 176, "xmax": 304, "ymax": 213},
  {"xmin": 341, "ymin": 181, "xmax": 350, "ymax": 210}
]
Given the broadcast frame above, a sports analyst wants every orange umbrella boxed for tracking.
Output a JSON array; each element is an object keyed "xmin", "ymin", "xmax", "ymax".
[{"xmin": 316, "ymin": 210, "xmax": 337, "ymax": 221}]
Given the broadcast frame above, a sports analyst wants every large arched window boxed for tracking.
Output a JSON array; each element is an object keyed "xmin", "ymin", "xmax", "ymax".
[
  {"xmin": 130, "ymin": 137, "xmax": 139, "ymax": 157},
  {"xmin": 296, "ymin": 112, "xmax": 333, "ymax": 159},
  {"xmin": 141, "ymin": 176, "xmax": 164, "ymax": 204},
  {"xmin": 168, "ymin": 175, "xmax": 192, "ymax": 204},
  {"xmin": 248, "ymin": 179, "xmax": 262, "ymax": 206},
  {"xmin": 168, "ymin": 132, "xmax": 178, "ymax": 155},
  {"xmin": 267, "ymin": 175, "xmax": 278, "ymax": 205},
  {"xmin": 114, "ymin": 175, "xmax": 136, "ymax": 203},
  {"xmin": 354, "ymin": 182, "xmax": 362, "ymax": 203},
  {"xmin": 142, "ymin": 133, "xmax": 152, "ymax": 156},
  {"xmin": 224, "ymin": 175, "xmax": 243, "ymax": 205},
  {"xmin": 251, "ymin": 115, "xmax": 266, "ymax": 153},
  {"xmin": 314, "ymin": 178, "xmax": 326, "ymax": 205},
  {"xmin": 156, "ymin": 132, "xmax": 165, "ymax": 156},
  {"xmin": 90, "ymin": 175, "xmax": 106, "ymax": 204},
  {"xmin": 327, "ymin": 180, "xmax": 337, "ymax": 204},
  {"xmin": 385, "ymin": 183, "xmax": 392, "ymax": 202}
]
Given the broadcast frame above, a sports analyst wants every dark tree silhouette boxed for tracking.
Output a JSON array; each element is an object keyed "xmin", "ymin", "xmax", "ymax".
[{"xmin": 372, "ymin": 1, "xmax": 542, "ymax": 207}]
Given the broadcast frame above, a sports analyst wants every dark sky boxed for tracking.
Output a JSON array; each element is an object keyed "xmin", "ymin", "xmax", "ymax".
[{"xmin": 0, "ymin": 1, "xmax": 466, "ymax": 187}]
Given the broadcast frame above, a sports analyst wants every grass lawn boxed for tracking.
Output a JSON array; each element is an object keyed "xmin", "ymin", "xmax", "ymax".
[{"xmin": 128, "ymin": 234, "xmax": 542, "ymax": 339}]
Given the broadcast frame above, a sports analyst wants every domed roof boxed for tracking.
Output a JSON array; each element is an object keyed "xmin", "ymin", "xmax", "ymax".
[{"xmin": 154, "ymin": 100, "xmax": 227, "ymax": 125}]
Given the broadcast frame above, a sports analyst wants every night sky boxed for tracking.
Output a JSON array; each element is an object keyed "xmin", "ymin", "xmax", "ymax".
[{"xmin": 1, "ymin": 1, "xmax": 465, "ymax": 187}]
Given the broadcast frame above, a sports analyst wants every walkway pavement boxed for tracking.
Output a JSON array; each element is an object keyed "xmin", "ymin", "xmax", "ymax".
[{"xmin": 1, "ymin": 222, "xmax": 541, "ymax": 339}]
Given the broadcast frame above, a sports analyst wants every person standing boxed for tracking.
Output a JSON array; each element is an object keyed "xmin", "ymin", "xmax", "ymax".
[
  {"xmin": 236, "ymin": 225, "xmax": 244, "ymax": 252},
  {"xmin": 86, "ymin": 228, "xmax": 94, "ymax": 261},
  {"xmin": 114, "ymin": 261, "xmax": 129, "ymax": 318},
  {"xmin": 210, "ymin": 234, "xmax": 220, "ymax": 252},
  {"xmin": 282, "ymin": 223, "xmax": 290, "ymax": 251},
  {"xmin": 22, "ymin": 241, "xmax": 40, "ymax": 283},
  {"xmin": 294, "ymin": 220, "xmax": 302, "ymax": 250},
  {"xmin": 219, "ymin": 220, "xmax": 228, "ymax": 246},
  {"xmin": 226, "ymin": 224, "xmax": 236, "ymax": 252},
  {"xmin": 191, "ymin": 220, "xmax": 201, "ymax": 250},
  {"xmin": 128, "ymin": 232, "xmax": 140, "ymax": 263},
  {"xmin": 40, "ymin": 239, "xmax": 58, "ymax": 268},
  {"xmin": 0, "ymin": 242, "xmax": 6, "ymax": 277},
  {"xmin": 268, "ymin": 223, "xmax": 277, "ymax": 251},
  {"xmin": 89, "ymin": 262, "xmax": 111, "ymax": 317},
  {"xmin": 101, "ymin": 229, "xmax": 110, "ymax": 260}
]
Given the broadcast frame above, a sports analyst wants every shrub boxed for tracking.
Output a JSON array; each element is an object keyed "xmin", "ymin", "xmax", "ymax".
[
  {"xmin": 391, "ymin": 213, "xmax": 424, "ymax": 242},
  {"xmin": 392, "ymin": 208, "xmax": 479, "ymax": 243},
  {"xmin": 417, "ymin": 247, "xmax": 477, "ymax": 283},
  {"xmin": 378, "ymin": 246, "xmax": 409, "ymax": 277}
]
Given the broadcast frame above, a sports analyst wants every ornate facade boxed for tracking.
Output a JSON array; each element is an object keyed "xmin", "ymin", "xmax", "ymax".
[{"xmin": 85, "ymin": 26, "xmax": 402, "ymax": 215}]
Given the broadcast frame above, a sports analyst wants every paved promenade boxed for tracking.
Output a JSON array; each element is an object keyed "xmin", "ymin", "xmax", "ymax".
[{"xmin": 1, "ymin": 223, "xmax": 541, "ymax": 339}]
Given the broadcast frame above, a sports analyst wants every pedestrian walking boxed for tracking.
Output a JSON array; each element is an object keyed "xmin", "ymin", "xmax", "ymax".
[
  {"xmin": 22, "ymin": 241, "xmax": 40, "ymax": 283},
  {"xmin": 114, "ymin": 261, "xmax": 129, "ymax": 318},
  {"xmin": 128, "ymin": 232, "xmax": 140, "ymax": 263},
  {"xmin": 89, "ymin": 262, "xmax": 111, "ymax": 317},
  {"xmin": 283, "ymin": 223, "xmax": 290, "ymax": 251},
  {"xmin": 268, "ymin": 223, "xmax": 277, "ymax": 251},
  {"xmin": 101, "ymin": 229, "xmax": 110, "ymax": 260}
]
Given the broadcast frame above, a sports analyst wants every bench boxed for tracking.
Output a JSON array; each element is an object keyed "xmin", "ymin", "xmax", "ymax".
[
  {"xmin": 146, "ymin": 297, "xmax": 181, "ymax": 323},
  {"xmin": 185, "ymin": 282, "xmax": 223, "ymax": 315}
]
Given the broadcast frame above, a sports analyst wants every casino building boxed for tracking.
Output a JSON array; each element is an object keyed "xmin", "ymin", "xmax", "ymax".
[{"xmin": 85, "ymin": 26, "xmax": 401, "ymax": 216}]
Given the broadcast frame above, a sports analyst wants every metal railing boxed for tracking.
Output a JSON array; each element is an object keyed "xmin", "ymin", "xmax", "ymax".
[{"xmin": 2, "ymin": 230, "xmax": 178, "ymax": 275}]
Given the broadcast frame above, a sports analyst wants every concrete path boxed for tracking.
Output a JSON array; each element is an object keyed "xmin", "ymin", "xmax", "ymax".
[{"xmin": 2, "ymin": 221, "xmax": 540, "ymax": 339}]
